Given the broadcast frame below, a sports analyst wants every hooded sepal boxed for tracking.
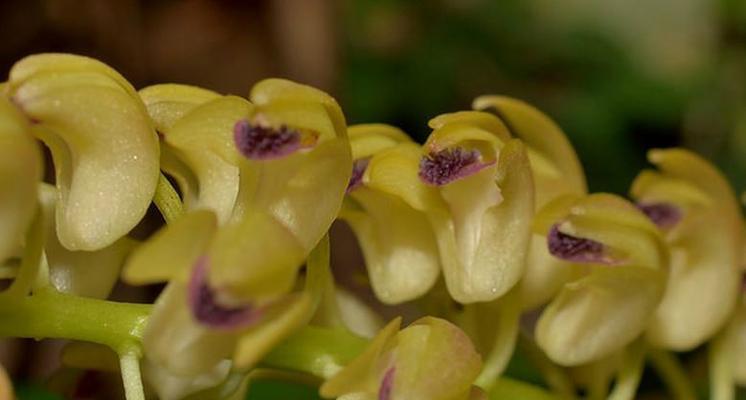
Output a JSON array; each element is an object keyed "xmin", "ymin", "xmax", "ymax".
[{"xmin": 5, "ymin": 53, "xmax": 159, "ymax": 251}]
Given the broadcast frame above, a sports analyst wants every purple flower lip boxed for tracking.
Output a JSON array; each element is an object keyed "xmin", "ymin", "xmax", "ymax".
[
  {"xmin": 378, "ymin": 367, "xmax": 395, "ymax": 400},
  {"xmin": 418, "ymin": 147, "xmax": 492, "ymax": 186},
  {"xmin": 234, "ymin": 119, "xmax": 306, "ymax": 160},
  {"xmin": 187, "ymin": 257, "xmax": 262, "ymax": 331},
  {"xmin": 547, "ymin": 223, "xmax": 614, "ymax": 264},
  {"xmin": 346, "ymin": 158, "xmax": 370, "ymax": 193},
  {"xmin": 636, "ymin": 202, "xmax": 682, "ymax": 229}
]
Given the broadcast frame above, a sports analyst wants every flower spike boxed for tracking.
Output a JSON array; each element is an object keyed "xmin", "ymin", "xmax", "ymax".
[
  {"xmin": 631, "ymin": 148, "xmax": 744, "ymax": 350},
  {"xmin": 5, "ymin": 53, "xmax": 159, "ymax": 251}
]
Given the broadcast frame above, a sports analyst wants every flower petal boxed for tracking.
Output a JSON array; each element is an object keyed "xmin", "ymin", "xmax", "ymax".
[
  {"xmin": 39, "ymin": 184, "xmax": 135, "ymax": 299},
  {"xmin": 0, "ymin": 96, "xmax": 41, "ymax": 262},
  {"xmin": 163, "ymin": 96, "xmax": 251, "ymax": 222},
  {"xmin": 7, "ymin": 54, "xmax": 159, "ymax": 251},
  {"xmin": 122, "ymin": 210, "xmax": 217, "ymax": 285}
]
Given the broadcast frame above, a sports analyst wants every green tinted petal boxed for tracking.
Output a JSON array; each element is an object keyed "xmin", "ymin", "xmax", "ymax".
[
  {"xmin": 143, "ymin": 282, "xmax": 238, "ymax": 376},
  {"xmin": 234, "ymin": 134, "xmax": 351, "ymax": 253},
  {"xmin": 536, "ymin": 267, "xmax": 664, "ymax": 366},
  {"xmin": 139, "ymin": 84, "xmax": 220, "ymax": 133},
  {"xmin": 343, "ymin": 187, "xmax": 440, "ymax": 304},
  {"xmin": 250, "ymin": 78, "xmax": 347, "ymax": 139},
  {"xmin": 436, "ymin": 139, "xmax": 534, "ymax": 303},
  {"xmin": 8, "ymin": 55, "xmax": 159, "ymax": 251},
  {"xmin": 207, "ymin": 211, "xmax": 305, "ymax": 303},
  {"xmin": 428, "ymin": 111, "xmax": 511, "ymax": 143},
  {"xmin": 0, "ymin": 97, "xmax": 41, "ymax": 262},
  {"xmin": 7, "ymin": 53, "xmax": 138, "ymax": 98},
  {"xmin": 320, "ymin": 318, "xmax": 400, "ymax": 398},
  {"xmin": 232, "ymin": 235, "xmax": 334, "ymax": 368},
  {"xmin": 164, "ymin": 96, "xmax": 251, "ymax": 222},
  {"xmin": 394, "ymin": 317, "xmax": 482, "ymax": 400},
  {"xmin": 364, "ymin": 143, "xmax": 443, "ymax": 212},
  {"xmin": 632, "ymin": 149, "xmax": 743, "ymax": 350},
  {"xmin": 142, "ymin": 357, "xmax": 231, "ymax": 400},
  {"xmin": 348, "ymin": 124, "xmax": 411, "ymax": 159},
  {"xmin": 473, "ymin": 95, "xmax": 587, "ymax": 203},
  {"xmin": 39, "ymin": 184, "xmax": 135, "ymax": 298},
  {"xmin": 122, "ymin": 210, "xmax": 217, "ymax": 285}
]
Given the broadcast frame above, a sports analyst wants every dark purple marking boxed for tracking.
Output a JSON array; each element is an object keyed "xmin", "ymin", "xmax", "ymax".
[
  {"xmin": 233, "ymin": 119, "xmax": 302, "ymax": 160},
  {"xmin": 636, "ymin": 202, "xmax": 682, "ymax": 229},
  {"xmin": 346, "ymin": 158, "xmax": 370, "ymax": 193},
  {"xmin": 187, "ymin": 257, "xmax": 261, "ymax": 331},
  {"xmin": 379, "ymin": 367, "xmax": 395, "ymax": 400},
  {"xmin": 547, "ymin": 224, "xmax": 610, "ymax": 264},
  {"xmin": 418, "ymin": 147, "xmax": 490, "ymax": 186}
]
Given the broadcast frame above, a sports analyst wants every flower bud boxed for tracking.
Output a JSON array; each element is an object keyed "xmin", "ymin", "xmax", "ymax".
[
  {"xmin": 321, "ymin": 317, "xmax": 483, "ymax": 400},
  {"xmin": 5, "ymin": 53, "xmax": 159, "ymax": 251}
]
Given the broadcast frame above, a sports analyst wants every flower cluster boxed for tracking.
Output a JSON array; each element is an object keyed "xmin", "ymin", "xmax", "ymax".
[{"xmin": 0, "ymin": 54, "xmax": 743, "ymax": 400}]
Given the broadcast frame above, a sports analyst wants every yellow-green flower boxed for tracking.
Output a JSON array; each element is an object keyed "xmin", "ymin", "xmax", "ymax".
[
  {"xmin": 340, "ymin": 124, "xmax": 440, "ymax": 304},
  {"xmin": 419, "ymin": 111, "xmax": 535, "ymax": 303},
  {"xmin": 3, "ymin": 54, "xmax": 160, "ymax": 251},
  {"xmin": 320, "ymin": 317, "xmax": 484, "ymax": 400},
  {"xmin": 140, "ymin": 79, "xmax": 351, "ymax": 304},
  {"xmin": 631, "ymin": 149, "xmax": 744, "ymax": 350},
  {"xmin": 0, "ymin": 95, "xmax": 41, "ymax": 264},
  {"xmin": 534, "ymin": 193, "xmax": 667, "ymax": 366},
  {"xmin": 473, "ymin": 96, "xmax": 588, "ymax": 311},
  {"xmin": 123, "ymin": 211, "xmax": 333, "ymax": 399}
]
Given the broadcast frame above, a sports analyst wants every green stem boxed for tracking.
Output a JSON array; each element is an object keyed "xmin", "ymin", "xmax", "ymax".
[
  {"xmin": 475, "ymin": 291, "xmax": 521, "ymax": 390},
  {"xmin": 119, "ymin": 345, "xmax": 145, "ymax": 400},
  {"xmin": 518, "ymin": 334, "xmax": 576, "ymax": 399},
  {"xmin": 153, "ymin": 173, "xmax": 184, "ymax": 223},
  {"xmin": 709, "ymin": 325, "xmax": 735, "ymax": 400},
  {"xmin": 0, "ymin": 288, "xmax": 150, "ymax": 354},
  {"xmin": 607, "ymin": 340, "xmax": 645, "ymax": 400},
  {"xmin": 647, "ymin": 349, "xmax": 697, "ymax": 400},
  {"xmin": 7, "ymin": 209, "xmax": 44, "ymax": 297}
]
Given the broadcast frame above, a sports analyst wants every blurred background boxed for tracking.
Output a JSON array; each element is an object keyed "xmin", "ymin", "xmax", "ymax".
[{"xmin": 1, "ymin": 0, "xmax": 745, "ymax": 398}]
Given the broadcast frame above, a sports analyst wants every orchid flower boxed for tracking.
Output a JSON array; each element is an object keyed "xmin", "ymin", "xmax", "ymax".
[
  {"xmin": 534, "ymin": 193, "xmax": 667, "ymax": 366},
  {"xmin": 320, "ymin": 317, "xmax": 484, "ymax": 400},
  {"xmin": 340, "ymin": 124, "xmax": 441, "ymax": 304},
  {"xmin": 630, "ymin": 148, "xmax": 744, "ymax": 350},
  {"xmin": 3, "ymin": 53, "xmax": 160, "ymax": 251},
  {"xmin": 473, "ymin": 96, "xmax": 588, "ymax": 311},
  {"xmin": 419, "ymin": 111, "xmax": 534, "ymax": 304},
  {"xmin": 123, "ymin": 212, "xmax": 333, "ymax": 399}
]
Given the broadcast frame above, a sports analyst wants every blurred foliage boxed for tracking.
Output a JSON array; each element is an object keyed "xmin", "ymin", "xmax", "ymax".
[{"xmin": 339, "ymin": 0, "xmax": 746, "ymax": 195}]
